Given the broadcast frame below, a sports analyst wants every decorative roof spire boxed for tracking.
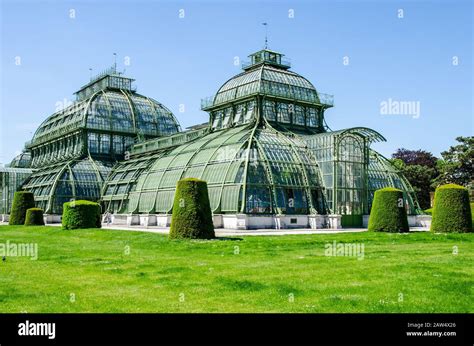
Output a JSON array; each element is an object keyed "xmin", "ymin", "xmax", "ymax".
[
  {"xmin": 262, "ymin": 22, "xmax": 268, "ymax": 49},
  {"xmin": 113, "ymin": 52, "xmax": 117, "ymax": 72}
]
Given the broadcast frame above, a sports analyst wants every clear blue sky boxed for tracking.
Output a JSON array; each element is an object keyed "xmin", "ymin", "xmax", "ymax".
[{"xmin": 1, "ymin": 0, "xmax": 472, "ymax": 164}]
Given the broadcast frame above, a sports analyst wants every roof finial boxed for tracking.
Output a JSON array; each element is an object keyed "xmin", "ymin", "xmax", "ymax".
[
  {"xmin": 262, "ymin": 22, "xmax": 268, "ymax": 49},
  {"xmin": 113, "ymin": 53, "xmax": 117, "ymax": 72},
  {"xmin": 89, "ymin": 68, "xmax": 93, "ymax": 81}
]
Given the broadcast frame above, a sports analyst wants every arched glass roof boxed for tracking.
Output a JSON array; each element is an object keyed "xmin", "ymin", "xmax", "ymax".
[
  {"xmin": 368, "ymin": 149, "xmax": 421, "ymax": 214},
  {"xmin": 22, "ymin": 157, "xmax": 113, "ymax": 214},
  {"xmin": 0, "ymin": 167, "xmax": 33, "ymax": 214},
  {"xmin": 9, "ymin": 151, "xmax": 32, "ymax": 168},
  {"xmin": 211, "ymin": 65, "xmax": 322, "ymax": 107},
  {"xmin": 29, "ymin": 90, "xmax": 180, "ymax": 147},
  {"xmin": 101, "ymin": 124, "xmax": 326, "ymax": 215}
]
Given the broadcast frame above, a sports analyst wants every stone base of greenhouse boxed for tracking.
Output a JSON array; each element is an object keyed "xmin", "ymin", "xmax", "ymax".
[
  {"xmin": 1, "ymin": 213, "xmax": 432, "ymax": 230},
  {"xmin": 113, "ymin": 213, "xmax": 343, "ymax": 230}
]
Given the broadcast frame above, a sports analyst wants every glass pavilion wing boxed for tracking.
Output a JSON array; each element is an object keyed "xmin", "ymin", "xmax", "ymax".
[
  {"xmin": 101, "ymin": 152, "xmax": 162, "ymax": 213},
  {"xmin": 22, "ymin": 158, "xmax": 113, "ymax": 214},
  {"xmin": 23, "ymin": 162, "xmax": 66, "ymax": 212},
  {"xmin": 103, "ymin": 126, "xmax": 330, "ymax": 216},
  {"xmin": 367, "ymin": 149, "xmax": 420, "ymax": 214},
  {"xmin": 301, "ymin": 127, "xmax": 387, "ymax": 215},
  {"xmin": 9, "ymin": 152, "xmax": 32, "ymax": 168},
  {"xmin": 0, "ymin": 167, "xmax": 33, "ymax": 214},
  {"xmin": 248, "ymin": 128, "xmax": 325, "ymax": 215},
  {"xmin": 103, "ymin": 126, "xmax": 253, "ymax": 214}
]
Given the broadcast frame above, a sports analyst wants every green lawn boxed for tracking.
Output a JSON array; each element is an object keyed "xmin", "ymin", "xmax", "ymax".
[{"xmin": 0, "ymin": 226, "xmax": 472, "ymax": 313}]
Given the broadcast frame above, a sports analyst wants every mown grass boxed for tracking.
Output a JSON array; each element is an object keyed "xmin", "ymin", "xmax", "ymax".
[{"xmin": 0, "ymin": 226, "xmax": 472, "ymax": 313}]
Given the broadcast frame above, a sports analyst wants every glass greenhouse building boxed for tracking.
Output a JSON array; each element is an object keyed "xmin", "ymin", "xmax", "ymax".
[{"xmin": 1, "ymin": 48, "xmax": 422, "ymax": 228}]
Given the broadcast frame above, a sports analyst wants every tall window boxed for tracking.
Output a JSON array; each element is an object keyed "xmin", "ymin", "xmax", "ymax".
[
  {"xmin": 88, "ymin": 133, "xmax": 99, "ymax": 153},
  {"xmin": 278, "ymin": 103, "xmax": 290, "ymax": 123},
  {"xmin": 221, "ymin": 107, "xmax": 232, "ymax": 128},
  {"xmin": 212, "ymin": 110, "xmax": 223, "ymax": 129},
  {"xmin": 99, "ymin": 134, "xmax": 111, "ymax": 154},
  {"xmin": 294, "ymin": 105, "xmax": 305, "ymax": 125},
  {"xmin": 263, "ymin": 100, "xmax": 276, "ymax": 121},
  {"xmin": 234, "ymin": 104, "xmax": 244, "ymax": 124},
  {"xmin": 307, "ymin": 108, "xmax": 318, "ymax": 127},
  {"xmin": 244, "ymin": 101, "xmax": 255, "ymax": 122}
]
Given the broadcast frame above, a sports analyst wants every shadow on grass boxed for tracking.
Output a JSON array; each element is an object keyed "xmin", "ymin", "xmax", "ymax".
[{"xmin": 215, "ymin": 237, "xmax": 243, "ymax": 241}]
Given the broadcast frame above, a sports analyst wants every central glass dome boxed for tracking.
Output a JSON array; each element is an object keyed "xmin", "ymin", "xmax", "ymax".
[
  {"xmin": 201, "ymin": 49, "xmax": 334, "ymax": 133},
  {"xmin": 213, "ymin": 64, "xmax": 320, "ymax": 106}
]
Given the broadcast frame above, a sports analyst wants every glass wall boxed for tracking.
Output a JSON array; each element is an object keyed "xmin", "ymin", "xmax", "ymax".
[
  {"xmin": 22, "ymin": 158, "xmax": 113, "ymax": 214},
  {"xmin": 211, "ymin": 100, "xmax": 256, "ymax": 130},
  {"xmin": 368, "ymin": 150, "xmax": 420, "ymax": 214},
  {"xmin": 262, "ymin": 99, "xmax": 320, "ymax": 129},
  {"xmin": 102, "ymin": 125, "xmax": 326, "ymax": 215},
  {"xmin": 0, "ymin": 168, "xmax": 33, "ymax": 214}
]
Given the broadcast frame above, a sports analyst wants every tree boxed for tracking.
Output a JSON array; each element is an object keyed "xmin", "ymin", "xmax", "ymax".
[
  {"xmin": 392, "ymin": 148, "xmax": 438, "ymax": 168},
  {"xmin": 434, "ymin": 136, "xmax": 474, "ymax": 188},
  {"xmin": 390, "ymin": 149, "xmax": 438, "ymax": 210},
  {"xmin": 401, "ymin": 164, "xmax": 436, "ymax": 210}
]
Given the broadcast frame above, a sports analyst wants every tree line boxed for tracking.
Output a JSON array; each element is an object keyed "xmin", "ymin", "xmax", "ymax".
[{"xmin": 389, "ymin": 136, "xmax": 473, "ymax": 210}]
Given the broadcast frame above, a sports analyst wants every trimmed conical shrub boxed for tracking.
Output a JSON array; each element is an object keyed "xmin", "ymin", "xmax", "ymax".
[
  {"xmin": 24, "ymin": 208, "xmax": 45, "ymax": 226},
  {"xmin": 62, "ymin": 200, "xmax": 101, "ymax": 230},
  {"xmin": 9, "ymin": 191, "xmax": 35, "ymax": 225},
  {"xmin": 368, "ymin": 187, "xmax": 409, "ymax": 233},
  {"xmin": 169, "ymin": 178, "xmax": 215, "ymax": 239},
  {"xmin": 430, "ymin": 184, "xmax": 472, "ymax": 233}
]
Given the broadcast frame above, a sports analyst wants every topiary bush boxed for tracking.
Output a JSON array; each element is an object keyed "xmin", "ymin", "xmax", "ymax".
[
  {"xmin": 24, "ymin": 208, "xmax": 45, "ymax": 226},
  {"xmin": 368, "ymin": 187, "xmax": 409, "ymax": 233},
  {"xmin": 430, "ymin": 184, "xmax": 472, "ymax": 233},
  {"xmin": 169, "ymin": 178, "xmax": 215, "ymax": 239},
  {"xmin": 62, "ymin": 200, "xmax": 101, "ymax": 230},
  {"xmin": 9, "ymin": 191, "xmax": 35, "ymax": 225},
  {"xmin": 471, "ymin": 202, "xmax": 474, "ymax": 226}
]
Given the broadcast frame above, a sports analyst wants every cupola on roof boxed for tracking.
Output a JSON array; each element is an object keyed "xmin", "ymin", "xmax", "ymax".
[{"xmin": 202, "ymin": 48, "xmax": 334, "ymax": 111}]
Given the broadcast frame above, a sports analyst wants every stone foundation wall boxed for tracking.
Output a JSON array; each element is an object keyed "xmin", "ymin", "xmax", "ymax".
[
  {"xmin": 108, "ymin": 213, "xmax": 343, "ymax": 230},
  {"xmin": 5, "ymin": 212, "xmax": 431, "ymax": 230},
  {"xmin": 362, "ymin": 214, "xmax": 431, "ymax": 228}
]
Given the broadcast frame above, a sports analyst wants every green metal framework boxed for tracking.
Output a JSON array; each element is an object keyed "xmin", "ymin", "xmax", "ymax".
[
  {"xmin": 0, "ymin": 167, "xmax": 34, "ymax": 214},
  {"xmin": 9, "ymin": 151, "xmax": 32, "ymax": 168},
  {"xmin": 2, "ymin": 49, "xmax": 421, "ymax": 222},
  {"xmin": 101, "ymin": 48, "xmax": 421, "ymax": 221},
  {"xmin": 367, "ymin": 149, "xmax": 421, "ymax": 213},
  {"xmin": 101, "ymin": 122, "xmax": 327, "ymax": 215},
  {"xmin": 302, "ymin": 127, "xmax": 421, "ymax": 224},
  {"xmin": 22, "ymin": 157, "xmax": 113, "ymax": 214},
  {"xmin": 16, "ymin": 67, "xmax": 181, "ymax": 214}
]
